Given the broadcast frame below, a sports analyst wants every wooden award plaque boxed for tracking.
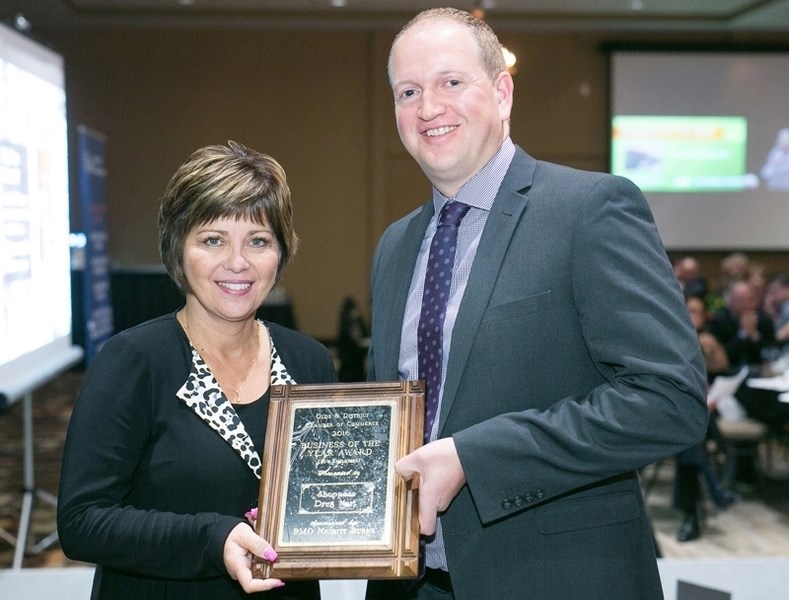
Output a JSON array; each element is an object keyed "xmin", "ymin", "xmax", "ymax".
[{"xmin": 251, "ymin": 380, "xmax": 423, "ymax": 580}]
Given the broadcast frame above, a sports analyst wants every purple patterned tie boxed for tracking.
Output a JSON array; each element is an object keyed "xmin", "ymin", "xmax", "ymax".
[{"xmin": 417, "ymin": 201, "xmax": 471, "ymax": 443}]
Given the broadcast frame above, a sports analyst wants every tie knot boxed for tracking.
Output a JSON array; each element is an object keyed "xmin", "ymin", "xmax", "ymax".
[{"xmin": 438, "ymin": 201, "xmax": 471, "ymax": 228}]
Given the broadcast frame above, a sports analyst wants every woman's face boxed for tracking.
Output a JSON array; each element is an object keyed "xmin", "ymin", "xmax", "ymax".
[
  {"xmin": 686, "ymin": 297, "xmax": 707, "ymax": 332},
  {"xmin": 182, "ymin": 216, "xmax": 280, "ymax": 324}
]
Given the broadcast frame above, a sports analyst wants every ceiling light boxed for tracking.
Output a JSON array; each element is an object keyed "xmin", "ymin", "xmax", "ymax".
[
  {"xmin": 14, "ymin": 13, "xmax": 32, "ymax": 33},
  {"xmin": 502, "ymin": 46, "xmax": 517, "ymax": 72}
]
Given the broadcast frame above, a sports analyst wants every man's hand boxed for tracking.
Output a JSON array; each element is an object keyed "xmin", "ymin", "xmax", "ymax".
[
  {"xmin": 395, "ymin": 437, "xmax": 466, "ymax": 535},
  {"xmin": 223, "ymin": 522, "xmax": 285, "ymax": 593}
]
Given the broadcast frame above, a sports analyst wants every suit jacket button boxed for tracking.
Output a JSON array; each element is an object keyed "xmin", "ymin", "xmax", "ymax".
[
  {"xmin": 513, "ymin": 496, "xmax": 524, "ymax": 507},
  {"xmin": 536, "ymin": 489, "xmax": 545, "ymax": 500},
  {"xmin": 502, "ymin": 499, "xmax": 513, "ymax": 510},
  {"xmin": 525, "ymin": 493, "xmax": 534, "ymax": 503}
]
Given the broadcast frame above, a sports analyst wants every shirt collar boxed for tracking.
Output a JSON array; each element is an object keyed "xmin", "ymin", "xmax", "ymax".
[{"xmin": 430, "ymin": 137, "xmax": 516, "ymax": 214}]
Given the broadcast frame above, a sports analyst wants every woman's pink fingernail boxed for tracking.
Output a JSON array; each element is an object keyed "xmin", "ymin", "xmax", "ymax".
[
  {"xmin": 245, "ymin": 507, "xmax": 258, "ymax": 520},
  {"xmin": 263, "ymin": 548, "xmax": 278, "ymax": 561}
]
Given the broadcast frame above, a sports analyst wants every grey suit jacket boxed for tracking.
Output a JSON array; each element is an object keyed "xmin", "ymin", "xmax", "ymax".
[{"xmin": 368, "ymin": 147, "xmax": 707, "ymax": 599}]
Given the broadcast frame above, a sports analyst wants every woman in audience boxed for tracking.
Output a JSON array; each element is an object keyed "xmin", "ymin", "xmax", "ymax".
[
  {"xmin": 673, "ymin": 294, "xmax": 738, "ymax": 542},
  {"xmin": 57, "ymin": 141, "xmax": 337, "ymax": 599}
]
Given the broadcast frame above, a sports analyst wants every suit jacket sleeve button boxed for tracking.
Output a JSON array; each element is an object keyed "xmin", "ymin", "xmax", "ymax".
[
  {"xmin": 536, "ymin": 489, "xmax": 545, "ymax": 500},
  {"xmin": 513, "ymin": 496, "xmax": 524, "ymax": 507},
  {"xmin": 502, "ymin": 499, "xmax": 513, "ymax": 510}
]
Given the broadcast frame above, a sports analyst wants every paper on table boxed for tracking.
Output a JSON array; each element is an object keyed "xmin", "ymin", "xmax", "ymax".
[
  {"xmin": 708, "ymin": 367, "xmax": 749, "ymax": 421},
  {"xmin": 747, "ymin": 372, "xmax": 789, "ymax": 392},
  {"xmin": 708, "ymin": 367, "xmax": 749, "ymax": 403}
]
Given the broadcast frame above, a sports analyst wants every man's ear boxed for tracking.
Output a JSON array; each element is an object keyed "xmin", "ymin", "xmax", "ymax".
[{"xmin": 494, "ymin": 70, "xmax": 514, "ymax": 122}]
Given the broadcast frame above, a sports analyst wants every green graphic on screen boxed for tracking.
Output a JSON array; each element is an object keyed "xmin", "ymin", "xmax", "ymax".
[{"xmin": 611, "ymin": 116, "xmax": 749, "ymax": 192}]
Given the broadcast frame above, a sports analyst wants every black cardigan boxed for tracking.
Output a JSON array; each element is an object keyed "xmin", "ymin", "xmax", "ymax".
[{"xmin": 57, "ymin": 313, "xmax": 337, "ymax": 600}]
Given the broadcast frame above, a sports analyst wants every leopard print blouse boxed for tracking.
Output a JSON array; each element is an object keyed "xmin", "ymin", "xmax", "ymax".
[{"xmin": 176, "ymin": 321, "xmax": 295, "ymax": 479}]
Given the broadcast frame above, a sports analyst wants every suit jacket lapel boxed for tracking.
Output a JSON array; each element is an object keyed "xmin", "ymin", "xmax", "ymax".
[
  {"xmin": 379, "ymin": 203, "xmax": 434, "ymax": 378},
  {"xmin": 438, "ymin": 148, "xmax": 536, "ymax": 431}
]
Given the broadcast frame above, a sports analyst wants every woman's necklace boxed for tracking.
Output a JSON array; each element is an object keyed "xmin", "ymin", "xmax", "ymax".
[{"xmin": 183, "ymin": 316, "xmax": 261, "ymax": 403}]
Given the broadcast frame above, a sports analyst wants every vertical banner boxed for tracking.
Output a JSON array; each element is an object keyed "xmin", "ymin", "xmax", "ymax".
[{"xmin": 77, "ymin": 125, "xmax": 113, "ymax": 365}]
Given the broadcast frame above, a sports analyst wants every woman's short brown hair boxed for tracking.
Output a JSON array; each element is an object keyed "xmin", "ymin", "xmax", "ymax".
[{"xmin": 158, "ymin": 140, "xmax": 298, "ymax": 295}]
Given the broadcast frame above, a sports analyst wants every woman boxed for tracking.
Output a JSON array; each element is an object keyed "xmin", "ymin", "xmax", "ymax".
[
  {"xmin": 673, "ymin": 294, "xmax": 736, "ymax": 542},
  {"xmin": 687, "ymin": 294, "xmax": 730, "ymax": 382},
  {"xmin": 57, "ymin": 141, "xmax": 337, "ymax": 599}
]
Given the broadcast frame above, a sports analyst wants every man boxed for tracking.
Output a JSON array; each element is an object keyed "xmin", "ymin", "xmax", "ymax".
[
  {"xmin": 708, "ymin": 279, "xmax": 776, "ymax": 367},
  {"xmin": 366, "ymin": 8, "xmax": 707, "ymax": 600},
  {"xmin": 764, "ymin": 273, "xmax": 789, "ymax": 346},
  {"xmin": 673, "ymin": 255, "xmax": 708, "ymax": 299}
]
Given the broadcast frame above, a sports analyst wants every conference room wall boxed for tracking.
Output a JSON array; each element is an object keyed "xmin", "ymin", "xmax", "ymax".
[
  {"xmin": 48, "ymin": 27, "xmax": 378, "ymax": 340},
  {"xmin": 39, "ymin": 25, "xmax": 789, "ymax": 340}
]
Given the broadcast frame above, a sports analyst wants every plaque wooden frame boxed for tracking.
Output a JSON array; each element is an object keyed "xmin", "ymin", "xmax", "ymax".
[{"xmin": 252, "ymin": 380, "xmax": 423, "ymax": 580}]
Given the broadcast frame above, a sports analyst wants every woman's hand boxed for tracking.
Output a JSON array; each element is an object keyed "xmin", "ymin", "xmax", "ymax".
[
  {"xmin": 244, "ymin": 506, "xmax": 258, "ymax": 528},
  {"xmin": 223, "ymin": 522, "xmax": 284, "ymax": 593}
]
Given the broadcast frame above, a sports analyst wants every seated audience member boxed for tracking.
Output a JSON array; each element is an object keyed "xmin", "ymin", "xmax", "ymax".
[
  {"xmin": 674, "ymin": 256, "xmax": 708, "ymax": 299},
  {"xmin": 673, "ymin": 443, "xmax": 737, "ymax": 542},
  {"xmin": 673, "ymin": 295, "xmax": 737, "ymax": 542},
  {"xmin": 763, "ymin": 273, "xmax": 789, "ymax": 347},
  {"xmin": 687, "ymin": 295, "xmax": 729, "ymax": 380},
  {"xmin": 718, "ymin": 252, "xmax": 750, "ymax": 293},
  {"xmin": 708, "ymin": 280, "xmax": 777, "ymax": 367},
  {"xmin": 747, "ymin": 261, "xmax": 768, "ymax": 311}
]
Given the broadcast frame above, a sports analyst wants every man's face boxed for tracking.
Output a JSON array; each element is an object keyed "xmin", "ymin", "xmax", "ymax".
[
  {"xmin": 729, "ymin": 284, "xmax": 757, "ymax": 316},
  {"xmin": 389, "ymin": 20, "xmax": 513, "ymax": 197}
]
